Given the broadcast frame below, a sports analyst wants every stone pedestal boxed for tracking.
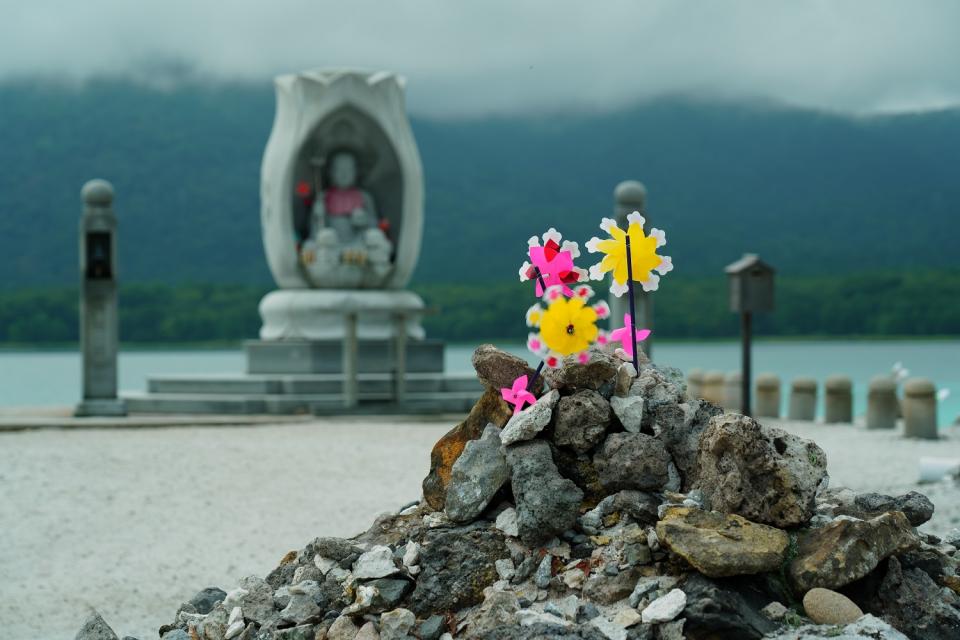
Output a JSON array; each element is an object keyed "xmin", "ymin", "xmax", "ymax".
[
  {"xmin": 824, "ymin": 375, "xmax": 853, "ymax": 423},
  {"xmin": 258, "ymin": 289, "xmax": 426, "ymax": 341},
  {"xmin": 755, "ymin": 373, "xmax": 781, "ymax": 418},
  {"xmin": 723, "ymin": 371, "xmax": 742, "ymax": 412},
  {"xmin": 246, "ymin": 339, "xmax": 443, "ymax": 374},
  {"xmin": 789, "ymin": 377, "xmax": 817, "ymax": 421},
  {"xmin": 903, "ymin": 378, "xmax": 938, "ymax": 439},
  {"xmin": 866, "ymin": 376, "xmax": 898, "ymax": 430}
]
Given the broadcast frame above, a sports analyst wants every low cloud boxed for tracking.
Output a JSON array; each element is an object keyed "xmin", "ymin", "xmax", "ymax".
[{"xmin": 3, "ymin": 0, "xmax": 959, "ymax": 115}]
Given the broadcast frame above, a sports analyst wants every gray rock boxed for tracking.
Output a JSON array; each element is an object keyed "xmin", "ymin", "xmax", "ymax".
[
  {"xmin": 506, "ymin": 439, "xmax": 584, "ymax": 546},
  {"xmin": 655, "ymin": 620, "xmax": 684, "ymax": 640},
  {"xmin": 469, "ymin": 591, "xmax": 521, "ymax": 636},
  {"xmin": 501, "ymin": 390, "xmax": 559, "ymax": 445},
  {"xmin": 472, "ymin": 344, "xmax": 543, "ymax": 393},
  {"xmin": 418, "ymin": 615, "xmax": 446, "ymax": 640},
  {"xmin": 695, "ymin": 413, "xmax": 828, "ymax": 527},
  {"xmin": 476, "ymin": 622, "xmax": 609, "ymax": 640},
  {"xmin": 75, "ymin": 611, "xmax": 119, "ymax": 640},
  {"xmin": 553, "ymin": 390, "xmax": 611, "ymax": 453},
  {"xmin": 186, "ymin": 587, "xmax": 227, "ymax": 615},
  {"xmin": 366, "ymin": 577, "xmax": 414, "ymax": 611},
  {"xmin": 765, "ymin": 614, "xmax": 908, "ymax": 639},
  {"xmin": 226, "ymin": 576, "xmax": 277, "ymax": 625},
  {"xmin": 444, "ymin": 425, "xmax": 510, "ymax": 522},
  {"xmin": 380, "ymin": 608, "xmax": 416, "ymax": 640},
  {"xmin": 280, "ymin": 581, "xmax": 323, "ymax": 624},
  {"xmin": 609, "ymin": 395, "xmax": 644, "ymax": 433},
  {"xmin": 789, "ymin": 511, "xmax": 919, "ymax": 592},
  {"xmin": 594, "ymin": 433, "xmax": 670, "ymax": 492},
  {"xmin": 160, "ymin": 631, "xmax": 190, "ymax": 640},
  {"xmin": 582, "ymin": 568, "xmax": 641, "ymax": 604},
  {"xmin": 544, "ymin": 348, "xmax": 621, "ymax": 394},
  {"xmin": 276, "ymin": 626, "xmax": 318, "ymax": 640},
  {"xmin": 854, "ymin": 490, "xmax": 935, "ymax": 526},
  {"xmin": 409, "ymin": 525, "xmax": 509, "ymax": 617},
  {"xmin": 593, "ymin": 490, "xmax": 660, "ymax": 526},
  {"xmin": 875, "ymin": 555, "xmax": 960, "ymax": 640},
  {"xmin": 536, "ymin": 555, "xmax": 553, "ymax": 588},
  {"xmin": 354, "ymin": 545, "xmax": 399, "ymax": 579},
  {"xmin": 326, "ymin": 615, "xmax": 361, "ymax": 640},
  {"xmin": 679, "ymin": 573, "xmax": 775, "ymax": 640},
  {"xmin": 657, "ymin": 400, "xmax": 723, "ymax": 491}
]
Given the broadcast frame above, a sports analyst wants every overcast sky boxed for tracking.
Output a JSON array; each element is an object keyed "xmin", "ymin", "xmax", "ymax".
[{"xmin": 3, "ymin": 1, "xmax": 959, "ymax": 116}]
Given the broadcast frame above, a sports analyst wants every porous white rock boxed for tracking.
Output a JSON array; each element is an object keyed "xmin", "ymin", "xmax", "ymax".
[
  {"xmin": 610, "ymin": 395, "xmax": 644, "ymax": 433},
  {"xmin": 495, "ymin": 508, "xmax": 520, "ymax": 537},
  {"xmin": 500, "ymin": 390, "xmax": 559, "ymax": 445},
  {"xmin": 641, "ymin": 588, "xmax": 686, "ymax": 624},
  {"xmin": 353, "ymin": 545, "xmax": 398, "ymax": 579}
]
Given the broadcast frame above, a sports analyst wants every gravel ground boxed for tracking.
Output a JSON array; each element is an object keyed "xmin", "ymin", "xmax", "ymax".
[{"xmin": 1, "ymin": 416, "xmax": 958, "ymax": 639}]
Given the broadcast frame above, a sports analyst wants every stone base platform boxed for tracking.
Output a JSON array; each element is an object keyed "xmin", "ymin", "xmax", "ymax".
[
  {"xmin": 122, "ymin": 371, "xmax": 481, "ymax": 415},
  {"xmin": 246, "ymin": 339, "xmax": 444, "ymax": 374}
]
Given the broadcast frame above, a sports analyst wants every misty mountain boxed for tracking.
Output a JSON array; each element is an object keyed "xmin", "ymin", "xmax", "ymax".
[{"xmin": 1, "ymin": 79, "xmax": 958, "ymax": 288}]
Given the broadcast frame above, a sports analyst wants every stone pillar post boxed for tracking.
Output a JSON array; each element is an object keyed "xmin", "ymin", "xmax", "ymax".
[
  {"xmin": 754, "ymin": 373, "xmax": 781, "ymax": 418},
  {"xmin": 686, "ymin": 368, "xmax": 704, "ymax": 401},
  {"xmin": 75, "ymin": 179, "xmax": 126, "ymax": 417},
  {"xmin": 788, "ymin": 377, "xmax": 817, "ymax": 421},
  {"xmin": 903, "ymin": 378, "xmax": 938, "ymax": 439},
  {"xmin": 866, "ymin": 376, "xmax": 898, "ymax": 430},
  {"xmin": 824, "ymin": 375, "xmax": 853, "ymax": 423},
  {"xmin": 702, "ymin": 370, "xmax": 725, "ymax": 406},
  {"xmin": 610, "ymin": 181, "xmax": 652, "ymax": 359},
  {"xmin": 723, "ymin": 371, "xmax": 742, "ymax": 412}
]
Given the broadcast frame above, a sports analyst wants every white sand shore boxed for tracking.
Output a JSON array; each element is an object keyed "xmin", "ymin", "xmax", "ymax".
[{"xmin": 0, "ymin": 416, "xmax": 958, "ymax": 639}]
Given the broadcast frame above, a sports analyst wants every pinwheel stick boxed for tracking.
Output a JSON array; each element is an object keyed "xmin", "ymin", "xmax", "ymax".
[
  {"xmin": 625, "ymin": 235, "xmax": 639, "ymax": 371},
  {"xmin": 526, "ymin": 267, "xmax": 551, "ymax": 393},
  {"xmin": 532, "ymin": 266, "xmax": 549, "ymax": 296}
]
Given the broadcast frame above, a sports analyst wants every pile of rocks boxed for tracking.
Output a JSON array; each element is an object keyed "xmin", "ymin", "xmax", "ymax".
[{"xmin": 79, "ymin": 345, "xmax": 960, "ymax": 640}]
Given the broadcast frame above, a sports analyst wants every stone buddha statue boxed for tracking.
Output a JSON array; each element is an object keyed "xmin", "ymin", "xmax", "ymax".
[{"xmin": 300, "ymin": 149, "xmax": 393, "ymax": 288}]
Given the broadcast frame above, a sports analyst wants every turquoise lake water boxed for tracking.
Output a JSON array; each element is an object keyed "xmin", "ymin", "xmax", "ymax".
[{"xmin": 1, "ymin": 340, "xmax": 957, "ymax": 426}]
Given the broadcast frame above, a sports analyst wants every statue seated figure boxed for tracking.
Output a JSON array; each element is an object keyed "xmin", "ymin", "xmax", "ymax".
[{"xmin": 300, "ymin": 150, "xmax": 393, "ymax": 288}]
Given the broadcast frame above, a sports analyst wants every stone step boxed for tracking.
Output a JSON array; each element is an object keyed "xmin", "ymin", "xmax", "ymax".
[
  {"xmin": 147, "ymin": 373, "xmax": 481, "ymax": 396},
  {"xmin": 122, "ymin": 390, "xmax": 480, "ymax": 415}
]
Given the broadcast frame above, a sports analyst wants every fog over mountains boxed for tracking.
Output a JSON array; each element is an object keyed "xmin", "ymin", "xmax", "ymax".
[{"xmin": 1, "ymin": 80, "xmax": 958, "ymax": 288}]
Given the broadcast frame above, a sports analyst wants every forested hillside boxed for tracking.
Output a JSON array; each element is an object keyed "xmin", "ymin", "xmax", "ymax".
[{"xmin": 1, "ymin": 80, "xmax": 958, "ymax": 288}]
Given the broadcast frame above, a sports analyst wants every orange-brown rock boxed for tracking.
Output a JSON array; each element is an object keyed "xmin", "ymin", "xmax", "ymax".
[{"xmin": 422, "ymin": 387, "xmax": 513, "ymax": 510}]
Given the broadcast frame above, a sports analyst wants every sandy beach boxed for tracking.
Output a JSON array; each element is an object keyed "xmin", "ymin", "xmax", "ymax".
[{"xmin": 1, "ymin": 416, "xmax": 958, "ymax": 639}]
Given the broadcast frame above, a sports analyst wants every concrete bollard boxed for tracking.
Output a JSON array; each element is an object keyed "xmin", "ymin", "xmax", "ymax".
[
  {"xmin": 723, "ymin": 371, "xmax": 742, "ymax": 412},
  {"xmin": 824, "ymin": 375, "xmax": 853, "ymax": 423},
  {"xmin": 686, "ymin": 368, "xmax": 705, "ymax": 401},
  {"xmin": 903, "ymin": 378, "xmax": 938, "ymax": 439},
  {"xmin": 755, "ymin": 373, "xmax": 781, "ymax": 418},
  {"xmin": 788, "ymin": 377, "xmax": 817, "ymax": 421},
  {"xmin": 866, "ymin": 376, "xmax": 898, "ymax": 430},
  {"xmin": 702, "ymin": 370, "xmax": 725, "ymax": 406}
]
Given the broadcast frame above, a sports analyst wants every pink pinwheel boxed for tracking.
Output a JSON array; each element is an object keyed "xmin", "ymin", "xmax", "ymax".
[
  {"xmin": 520, "ymin": 228, "xmax": 588, "ymax": 297},
  {"xmin": 608, "ymin": 314, "xmax": 651, "ymax": 358},
  {"xmin": 501, "ymin": 375, "xmax": 537, "ymax": 414}
]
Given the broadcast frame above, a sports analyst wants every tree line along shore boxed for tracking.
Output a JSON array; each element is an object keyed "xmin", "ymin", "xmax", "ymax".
[{"xmin": 1, "ymin": 270, "xmax": 958, "ymax": 345}]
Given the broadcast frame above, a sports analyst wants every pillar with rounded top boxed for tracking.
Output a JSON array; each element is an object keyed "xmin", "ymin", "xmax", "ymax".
[
  {"xmin": 723, "ymin": 371, "xmax": 742, "ymax": 412},
  {"xmin": 702, "ymin": 370, "xmax": 725, "ymax": 406},
  {"xmin": 903, "ymin": 378, "xmax": 938, "ymax": 439},
  {"xmin": 609, "ymin": 180, "xmax": 652, "ymax": 359},
  {"xmin": 788, "ymin": 377, "xmax": 817, "ymax": 421},
  {"xmin": 755, "ymin": 373, "xmax": 781, "ymax": 418},
  {"xmin": 866, "ymin": 376, "xmax": 898, "ymax": 430},
  {"xmin": 824, "ymin": 375, "xmax": 853, "ymax": 423},
  {"xmin": 75, "ymin": 179, "xmax": 126, "ymax": 417},
  {"xmin": 686, "ymin": 368, "xmax": 705, "ymax": 401}
]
